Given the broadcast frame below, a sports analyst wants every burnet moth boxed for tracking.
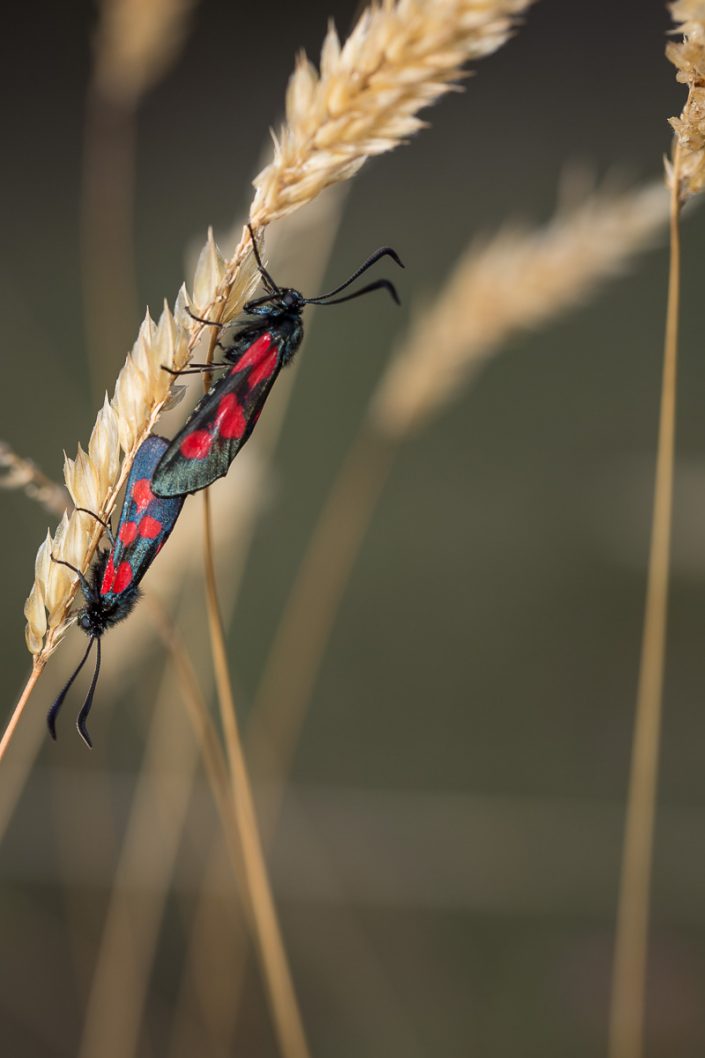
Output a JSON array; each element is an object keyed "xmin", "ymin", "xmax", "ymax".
[
  {"xmin": 151, "ymin": 227, "xmax": 403, "ymax": 499},
  {"xmin": 48, "ymin": 435, "xmax": 185, "ymax": 747}
]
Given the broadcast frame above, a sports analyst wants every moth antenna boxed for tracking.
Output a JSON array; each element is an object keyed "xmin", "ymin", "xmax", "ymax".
[
  {"xmin": 306, "ymin": 277, "xmax": 401, "ymax": 307},
  {"xmin": 76, "ymin": 637, "xmax": 102, "ymax": 749},
  {"xmin": 51, "ymin": 553, "xmax": 93, "ymax": 597},
  {"xmin": 304, "ymin": 246, "xmax": 404, "ymax": 303},
  {"xmin": 185, "ymin": 305, "xmax": 225, "ymax": 329},
  {"xmin": 247, "ymin": 223, "xmax": 280, "ymax": 295},
  {"xmin": 47, "ymin": 637, "xmax": 95, "ymax": 740},
  {"xmin": 74, "ymin": 508, "xmax": 115, "ymax": 548}
]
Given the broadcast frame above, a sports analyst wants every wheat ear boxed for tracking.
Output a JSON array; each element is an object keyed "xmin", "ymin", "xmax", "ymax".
[
  {"xmin": 23, "ymin": 239, "xmax": 260, "ymax": 661},
  {"xmin": 24, "ymin": 0, "xmax": 534, "ymax": 664},
  {"xmin": 371, "ymin": 181, "xmax": 669, "ymax": 437},
  {"xmin": 251, "ymin": 0, "xmax": 533, "ymax": 225}
]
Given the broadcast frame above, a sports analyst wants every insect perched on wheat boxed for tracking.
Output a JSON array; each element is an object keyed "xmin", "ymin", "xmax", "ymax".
[{"xmin": 24, "ymin": 0, "xmax": 535, "ymax": 666}]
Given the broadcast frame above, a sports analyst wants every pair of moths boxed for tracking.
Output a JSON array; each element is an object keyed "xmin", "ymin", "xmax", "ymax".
[{"xmin": 50, "ymin": 234, "xmax": 402, "ymax": 744}]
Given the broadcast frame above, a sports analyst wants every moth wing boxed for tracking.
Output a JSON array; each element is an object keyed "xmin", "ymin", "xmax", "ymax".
[
  {"xmin": 101, "ymin": 435, "xmax": 184, "ymax": 600},
  {"xmin": 152, "ymin": 333, "xmax": 281, "ymax": 498}
]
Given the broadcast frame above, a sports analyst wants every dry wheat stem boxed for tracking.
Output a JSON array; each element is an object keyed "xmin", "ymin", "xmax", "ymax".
[
  {"xmin": 667, "ymin": 0, "xmax": 705, "ymax": 202},
  {"xmin": 160, "ymin": 192, "xmax": 349, "ymax": 1053},
  {"xmin": 0, "ymin": 442, "xmax": 69, "ymax": 517},
  {"xmin": 147, "ymin": 598, "xmax": 240, "ymax": 870},
  {"xmin": 0, "ymin": 660, "xmax": 45, "ymax": 763},
  {"xmin": 608, "ymin": 11, "xmax": 703, "ymax": 1049},
  {"xmin": 607, "ymin": 165, "xmax": 683, "ymax": 1058},
  {"xmin": 77, "ymin": 598, "xmax": 252, "ymax": 1058},
  {"xmin": 201, "ymin": 491, "xmax": 312, "ymax": 1058}
]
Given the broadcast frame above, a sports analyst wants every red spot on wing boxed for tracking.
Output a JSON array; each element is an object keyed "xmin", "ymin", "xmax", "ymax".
[
  {"xmin": 181, "ymin": 431, "xmax": 213, "ymax": 459},
  {"xmin": 215, "ymin": 394, "xmax": 247, "ymax": 439},
  {"xmin": 119, "ymin": 521, "xmax": 138, "ymax": 544},
  {"xmin": 248, "ymin": 348, "xmax": 278, "ymax": 390},
  {"xmin": 139, "ymin": 515, "xmax": 162, "ymax": 539},
  {"xmin": 101, "ymin": 555, "xmax": 116, "ymax": 595},
  {"xmin": 113, "ymin": 562, "xmax": 133, "ymax": 593},
  {"xmin": 133, "ymin": 479, "xmax": 155, "ymax": 511},
  {"xmin": 230, "ymin": 333, "xmax": 273, "ymax": 377}
]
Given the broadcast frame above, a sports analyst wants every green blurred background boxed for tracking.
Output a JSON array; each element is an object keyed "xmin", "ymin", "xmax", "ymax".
[{"xmin": 2, "ymin": 1, "xmax": 705, "ymax": 1056}]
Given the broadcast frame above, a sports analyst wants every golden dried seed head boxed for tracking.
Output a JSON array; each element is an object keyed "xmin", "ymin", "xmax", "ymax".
[
  {"xmin": 24, "ymin": 584, "xmax": 47, "ymax": 655},
  {"xmin": 370, "ymin": 182, "xmax": 670, "ymax": 437},
  {"xmin": 35, "ymin": 530, "xmax": 53, "ymax": 588},
  {"xmin": 89, "ymin": 396, "xmax": 121, "ymax": 493},
  {"xmin": 192, "ymin": 228, "xmax": 227, "ymax": 313},
  {"xmin": 668, "ymin": 1, "xmax": 705, "ymax": 201},
  {"xmin": 44, "ymin": 512, "xmax": 72, "ymax": 623},
  {"xmin": 250, "ymin": 0, "xmax": 533, "ymax": 227}
]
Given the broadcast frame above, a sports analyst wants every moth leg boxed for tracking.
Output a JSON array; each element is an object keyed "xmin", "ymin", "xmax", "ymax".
[
  {"xmin": 161, "ymin": 360, "xmax": 226, "ymax": 377},
  {"xmin": 50, "ymin": 554, "xmax": 93, "ymax": 597}
]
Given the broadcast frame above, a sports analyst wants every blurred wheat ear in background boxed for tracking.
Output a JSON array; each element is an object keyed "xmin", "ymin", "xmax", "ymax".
[{"xmin": 247, "ymin": 178, "xmax": 670, "ymax": 838}]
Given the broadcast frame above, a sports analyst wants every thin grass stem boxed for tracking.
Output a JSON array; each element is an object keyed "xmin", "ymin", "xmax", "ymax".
[
  {"xmin": 608, "ymin": 146, "xmax": 682, "ymax": 1058},
  {"xmin": 201, "ymin": 489, "xmax": 312, "ymax": 1058},
  {"xmin": 0, "ymin": 659, "xmax": 46, "ymax": 764},
  {"xmin": 146, "ymin": 597, "xmax": 236, "ymax": 850}
]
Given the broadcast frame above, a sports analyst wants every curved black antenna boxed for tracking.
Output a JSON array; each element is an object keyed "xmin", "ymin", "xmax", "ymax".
[
  {"xmin": 47, "ymin": 637, "xmax": 95, "ymax": 740},
  {"xmin": 247, "ymin": 224, "xmax": 280, "ymax": 295},
  {"xmin": 185, "ymin": 305, "xmax": 225, "ymax": 328},
  {"xmin": 74, "ymin": 508, "xmax": 115, "ymax": 548},
  {"xmin": 51, "ymin": 554, "xmax": 93, "ymax": 597},
  {"xmin": 306, "ymin": 277, "xmax": 401, "ymax": 307},
  {"xmin": 304, "ymin": 247, "xmax": 404, "ymax": 304},
  {"xmin": 76, "ymin": 637, "xmax": 102, "ymax": 749}
]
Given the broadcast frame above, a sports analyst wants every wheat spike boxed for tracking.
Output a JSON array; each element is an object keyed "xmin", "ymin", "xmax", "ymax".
[
  {"xmin": 370, "ymin": 181, "xmax": 670, "ymax": 438},
  {"xmin": 23, "ymin": 0, "xmax": 533, "ymax": 658},
  {"xmin": 667, "ymin": 0, "xmax": 705, "ymax": 201},
  {"xmin": 251, "ymin": 0, "xmax": 533, "ymax": 225}
]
